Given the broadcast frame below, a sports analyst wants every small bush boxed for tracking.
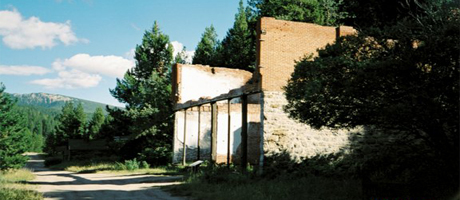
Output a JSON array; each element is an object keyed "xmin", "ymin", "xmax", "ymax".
[
  {"xmin": 124, "ymin": 158, "xmax": 140, "ymax": 171},
  {"xmin": 114, "ymin": 162, "xmax": 126, "ymax": 170},
  {"xmin": 140, "ymin": 161, "xmax": 150, "ymax": 169},
  {"xmin": 114, "ymin": 158, "xmax": 143, "ymax": 171}
]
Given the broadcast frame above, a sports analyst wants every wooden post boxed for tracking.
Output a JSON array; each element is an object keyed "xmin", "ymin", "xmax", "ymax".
[
  {"xmin": 227, "ymin": 99, "xmax": 231, "ymax": 167},
  {"xmin": 241, "ymin": 95, "xmax": 248, "ymax": 171},
  {"xmin": 182, "ymin": 109, "xmax": 187, "ymax": 166},
  {"xmin": 211, "ymin": 102, "xmax": 218, "ymax": 162},
  {"xmin": 197, "ymin": 106, "xmax": 201, "ymax": 160}
]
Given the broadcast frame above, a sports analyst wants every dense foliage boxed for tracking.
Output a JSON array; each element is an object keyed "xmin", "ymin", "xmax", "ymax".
[
  {"xmin": 0, "ymin": 84, "xmax": 30, "ymax": 170},
  {"xmin": 285, "ymin": 1, "xmax": 459, "ymax": 198},
  {"xmin": 341, "ymin": 0, "xmax": 457, "ymax": 32},
  {"xmin": 13, "ymin": 106, "xmax": 56, "ymax": 152},
  {"xmin": 217, "ymin": 0, "xmax": 256, "ymax": 71},
  {"xmin": 109, "ymin": 22, "xmax": 174, "ymax": 165},
  {"xmin": 45, "ymin": 102, "xmax": 107, "ymax": 153},
  {"xmin": 192, "ymin": 0, "xmax": 256, "ymax": 71},
  {"xmin": 87, "ymin": 107, "xmax": 105, "ymax": 140},
  {"xmin": 248, "ymin": 0, "xmax": 347, "ymax": 26}
]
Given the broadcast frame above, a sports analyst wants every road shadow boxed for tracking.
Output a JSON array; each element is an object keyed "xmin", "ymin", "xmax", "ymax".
[{"xmin": 24, "ymin": 153, "xmax": 187, "ymax": 200}]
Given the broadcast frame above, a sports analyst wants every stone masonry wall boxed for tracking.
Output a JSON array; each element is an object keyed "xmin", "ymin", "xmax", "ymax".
[{"xmin": 262, "ymin": 91, "xmax": 360, "ymax": 160}]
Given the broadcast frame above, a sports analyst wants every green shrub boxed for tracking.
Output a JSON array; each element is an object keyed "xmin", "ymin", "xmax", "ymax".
[
  {"xmin": 114, "ymin": 162, "xmax": 126, "ymax": 170},
  {"xmin": 114, "ymin": 158, "xmax": 143, "ymax": 171},
  {"xmin": 140, "ymin": 161, "xmax": 150, "ymax": 169},
  {"xmin": 124, "ymin": 158, "xmax": 140, "ymax": 171}
]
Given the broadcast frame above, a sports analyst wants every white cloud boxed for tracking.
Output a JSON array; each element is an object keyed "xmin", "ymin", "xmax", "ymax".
[
  {"xmin": 31, "ymin": 69, "xmax": 101, "ymax": 89},
  {"xmin": 30, "ymin": 53, "xmax": 133, "ymax": 89},
  {"xmin": 0, "ymin": 8, "xmax": 87, "ymax": 49},
  {"xmin": 52, "ymin": 53, "xmax": 134, "ymax": 78},
  {"xmin": 171, "ymin": 41, "xmax": 195, "ymax": 64},
  {"xmin": 0, "ymin": 65, "xmax": 51, "ymax": 75}
]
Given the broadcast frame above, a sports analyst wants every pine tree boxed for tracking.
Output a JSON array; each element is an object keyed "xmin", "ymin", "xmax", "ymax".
[
  {"xmin": 53, "ymin": 101, "xmax": 87, "ymax": 147},
  {"xmin": 87, "ymin": 107, "xmax": 105, "ymax": 140},
  {"xmin": 55, "ymin": 102, "xmax": 74, "ymax": 144},
  {"xmin": 110, "ymin": 21, "xmax": 174, "ymax": 165},
  {"xmin": 131, "ymin": 21, "xmax": 173, "ymax": 80},
  {"xmin": 193, "ymin": 25, "xmax": 219, "ymax": 65},
  {"xmin": 248, "ymin": 0, "xmax": 347, "ymax": 26},
  {"xmin": 218, "ymin": 0, "xmax": 255, "ymax": 71},
  {"xmin": 74, "ymin": 103, "xmax": 86, "ymax": 138},
  {"xmin": 0, "ymin": 83, "xmax": 29, "ymax": 170}
]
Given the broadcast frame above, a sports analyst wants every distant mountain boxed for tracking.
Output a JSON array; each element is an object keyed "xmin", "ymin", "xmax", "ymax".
[{"xmin": 9, "ymin": 93, "xmax": 121, "ymax": 115}]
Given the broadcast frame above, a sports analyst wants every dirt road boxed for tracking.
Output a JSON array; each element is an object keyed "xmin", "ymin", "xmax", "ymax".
[{"xmin": 25, "ymin": 153, "xmax": 188, "ymax": 200}]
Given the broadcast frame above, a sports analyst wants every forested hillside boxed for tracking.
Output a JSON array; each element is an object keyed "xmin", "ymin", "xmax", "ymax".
[
  {"xmin": 10, "ymin": 93, "xmax": 118, "ymax": 115},
  {"xmin": 0, "ymin": 92, "xmax": 119, "ymax": 153}
]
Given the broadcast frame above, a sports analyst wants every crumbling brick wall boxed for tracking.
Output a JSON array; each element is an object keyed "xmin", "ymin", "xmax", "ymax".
[
  {"xmin": 172, "ymin": 64, "xmax": 253, "ymax": 103},
  {"xmin": 257, "ymin": 17, "xmax": 358, "ymax": 160}
]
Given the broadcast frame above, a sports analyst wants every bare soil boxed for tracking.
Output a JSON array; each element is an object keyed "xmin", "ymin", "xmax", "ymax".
[{"xmin": 25, "ymin": 153, "xmax": 188, "ymax": 200}]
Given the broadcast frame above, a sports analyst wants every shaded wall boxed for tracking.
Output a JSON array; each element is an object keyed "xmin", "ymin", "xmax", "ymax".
[
  {"xmin": 257, "ymin": 17, "xmax": 358, "ymax": 160},
  {"xmin": 173, "ymin": 103, "xmax": 260, "ymax": 164}
]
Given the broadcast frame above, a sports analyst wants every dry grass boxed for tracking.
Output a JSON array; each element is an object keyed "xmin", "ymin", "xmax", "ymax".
[
  {"xmin": 49, "ymin": 159, "xmax": 184, "ymax": 175},
  {"xmin": 0, "ymin": 169, "xmax": 43, "ymax": 200}
]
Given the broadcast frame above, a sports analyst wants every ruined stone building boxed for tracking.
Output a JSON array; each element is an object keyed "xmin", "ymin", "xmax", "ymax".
[{"xmin": 172, "ymin": 17, "xmax": 356, "ymax": 167}]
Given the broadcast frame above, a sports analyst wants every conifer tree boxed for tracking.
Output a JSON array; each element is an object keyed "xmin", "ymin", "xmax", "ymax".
[
  {"xmin": 53, "ymin": 101, "xmax": 87, "ymax": 147},
  {"xmin": 0, "ymin": 83, "xmax": 29, "ymax": 170},
  {"xmin": 248, "ymin": 0, "xmax": 346, "ymax": 26},
  {"xmin": 88, "ymin": 107, "xmax": 105, "ymax": 140},
  {"xmin": 193, "ymin": 25, "xmax": 219, "ymax": 65},
  {"xmin": 54, "ymin": 102, "xmax": 74, "ymax": 144},
  {"xmin": 110, "ymin": 21, "xmax": 174, "ymax": 164},
  {"xmin": 218, "ymin": 0, "xmax": 255, "ymax": 71},
  {"xmin": 74, "ymin": 103, "xmax": 86, "ymax": 138}
]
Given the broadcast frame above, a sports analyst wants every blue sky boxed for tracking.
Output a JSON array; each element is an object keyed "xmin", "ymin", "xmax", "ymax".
[{"xmin": 0, "ymin": 0, "xmax": 242, "ymax": 107}]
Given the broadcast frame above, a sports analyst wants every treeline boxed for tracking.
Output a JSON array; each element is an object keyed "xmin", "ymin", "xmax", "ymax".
[
  {"xmin": 0, "ymin": 86, "xmax": 110, "ymax": 169},
  {"xmin": 13, "ymin": 106, "xmax": 58, "ymax": 152},
  {"xmin": 191, "ymin": 0, "xmax": 349, "ymax": 71},
  {"xmin": 45, "ymin": 102, "xmax": 106, "ymax": 153}
]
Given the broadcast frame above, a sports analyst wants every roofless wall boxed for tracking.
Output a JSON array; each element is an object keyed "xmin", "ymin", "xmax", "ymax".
[
  {"xmin": 171, "ymin": 17, "xmax": 359, "ymax": 165},
  {"xmin": 257, "ymin": 17, "xmax": 358, "ymax": 160}
]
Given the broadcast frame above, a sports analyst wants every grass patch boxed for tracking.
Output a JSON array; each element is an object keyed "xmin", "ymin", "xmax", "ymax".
[
  {"xmin": 0, "ymin": 169, "xmax": 35, "ymax": 183},
  {"xmin": 165, "ymin": 163, "xmax": 361, "ymax": 200},
  {"xmin": 168, "ymin": 173, "xmax": 361, "ymax": 200},
  {"xmin": 47, "ymin": 158, "xmax": 185, "ymax": 175},
  {"xmin": 0, "ymin": 169, "xmax": 43, "ymax": 200}
]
